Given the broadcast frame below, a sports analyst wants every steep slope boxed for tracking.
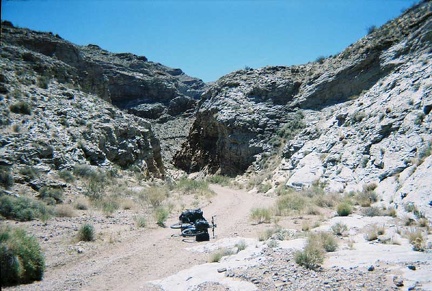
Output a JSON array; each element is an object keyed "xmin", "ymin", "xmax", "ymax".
[
  {"xmin": 174, "ymin": 2, "xmax": 432, "ymax": 216},
  {"xmin": 0, "ymin": 23, "xmax": 175, "ymax": 197},
  {"xmin": 1, "ymin": 21, "xmax": 207, "ymax": 163}
]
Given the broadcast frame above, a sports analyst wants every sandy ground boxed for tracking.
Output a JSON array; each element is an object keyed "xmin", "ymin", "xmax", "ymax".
[{"xmin": 4, "ymin": 185, "xmax": 432, "ymax": 291}]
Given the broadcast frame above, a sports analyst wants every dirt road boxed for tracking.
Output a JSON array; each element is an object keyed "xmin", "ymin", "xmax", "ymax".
[{"xmin": 7, "ymin": 185, "xmax": 274, "ymax": 291}]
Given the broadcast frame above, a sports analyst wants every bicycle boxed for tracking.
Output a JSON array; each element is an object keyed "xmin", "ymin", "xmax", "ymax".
[{"xmin": 170, "ymin": 209, "xmax": 217, "ymax": 241}]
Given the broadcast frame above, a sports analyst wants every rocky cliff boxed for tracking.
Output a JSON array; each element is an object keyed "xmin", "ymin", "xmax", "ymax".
[
  {"xmin": 0, "ymin": 22, "xmax": 206, "ymax": 171},
  {"xmin": 2, "ymin": 20, "xmax": 212, "ymax": 188},
  {"xmin": 174, "ymin": 2, "xmax": 432, "ymax": 217}
]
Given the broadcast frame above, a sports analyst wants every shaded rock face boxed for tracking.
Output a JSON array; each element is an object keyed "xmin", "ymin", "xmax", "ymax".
[
  {"xmin": 0, "ymin": 26, "xmax": 164, "ymax": 177},
  {"xmin": 2, "ymin": 22, "xmax": 207, "ymax": 121},
  {"xmin": 174, "ymin": 0, "xmax": 432, "ymax": 206}
]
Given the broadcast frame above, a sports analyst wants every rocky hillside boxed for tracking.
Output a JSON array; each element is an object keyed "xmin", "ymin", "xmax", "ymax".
[
  {"xmin": 0, "ymin": 41, "xmax": 164, "ymax": 185},
  {"xmin": 174, "ymin": 2, "xmax": 432, "ymax": 217},
  {"xmin": 1, "ymin": 21, "xmax": 207, "ymax": 163}
]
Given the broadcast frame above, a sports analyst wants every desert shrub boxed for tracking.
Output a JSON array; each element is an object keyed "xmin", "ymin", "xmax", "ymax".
[
  {"xmin": 206, "ymin": 175, "xmax": 231, "ymax": 186},
  {"xmin": 315, "ymin": 232, "xmax": 338, "ymax": 252},
  {"xmin": 418, "ymin": 218, "xmax": 430, "ymax": 229},
  {"xmin": 175, "ymin": 177, "xmax": 213, "ymax": 196},
  {"xmin": 336, "ymin": 202, "xmax": 352, "ymax": 216},
  {"xmin": 364, "ymin": 224, "xmax": 385, "ymax": 241},
  {"xmin": 258, "ymin": 183, "xmax": 272, "ymax": 193},
  {"xmin": 267, "ymin": 239, "xmax": 279, "ymax": 248},
  {"xmin": 331, "ymin": 222, "xmax": 348, "ymax": 236},
  {"xmin": 54, "ymin": 204, "xmax": 76, "ymax": 217},
  {"xmin": 0, "ymin": 196, "xmax": 52, "ymax": 221},
  {"xmin": 37, "ymin": 76, "xmax": 50, "ymax": 89},
  {"xmin": 155, "ymin": 207, "xmax": 169, "ymax": 227},
  {"xmin": 354, "ymin": 188, "xmax": 379, "ymax": 207},
  {"xmin": 9, "ymin": 101, "xmax": 31, "ymax": 115},
  {"xmin": 258, "ymin": 227, "xmax": 280, "ymax": 241},
  {"xmin": 146, "ymin": 186, "xmax": 168, "ymax": 208},
  {"xmin": 235, "ymin": 240, "xmax": 247, "ymax": 252},
  {"xmin": 38, "ymin": 187, "xmax": 63, "ymax": 204},
  {"xmin": 77, "ymin": 223, "xmax": 95, "ymax": 242},
  {"xmin": 294, "ymin": 239, "xmax": 324, "ymax": 270},
  {"xmin": 275, "ymin": 192, "xmax": 307, "ymax": 215},
  {"xmin": 367, "ymin": 25, "xmax": 377, "ymax": 34},
  {"xmin": 58, "ymin": 170, "xmax": 75, "ymax": 183},
  {"xmin": 250, "ymin": 207, "xmax": 272, "ymax": 224},
  {"xmin": 98, "ymin": 197, "xmax": 120, "ymax": 216},
  {"xmin": 407, "ymin": 229, "xmax": 426, "ymax": 252},
  {"xmin": 362, "ymin": 206, "xmax": 383, "ymax": 217},
  {"xmin": 0, "ymin": 226, "xmax": 45, "ymax": 286},
  {"xmin": 19, "ymin": 166, "xmax": 39, "ymax": 180},
  {"xmin": 73, "ymin": 164, "xmax": 97, "ymax": 179},
  {"xmin": 0, "ymin": 166, "xmax": 14, "ymax": 189},
  {"xmin": 134, "ymin": 215, "xmax": 147, "ymax": 228},
  {"xmin": 315, "ymin": 55, "xmax": 326, "ymax": 64},
  {"xmin": 276, "ymin": 111, "xmax": 305, "ymax": 139},
  {"xmin": 313, "ymin": 193, "xmax": 341, "ymax": 208},
  {"xmin": 74, "ymin": 198, "xmax": 89, "ymax": 210},
  {"xmin": 209, "ymin": 248, "xmax": 234, "ymax": 263}
]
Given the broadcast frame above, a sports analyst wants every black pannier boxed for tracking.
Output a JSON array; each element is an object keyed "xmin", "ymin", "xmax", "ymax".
[
  {"xmin": 179, "ymin": 208, "xmax": 204, "ymax": 223},
  {"xmin": 195, "ymin": 218, "xmax": 210, "ymax": 231}
]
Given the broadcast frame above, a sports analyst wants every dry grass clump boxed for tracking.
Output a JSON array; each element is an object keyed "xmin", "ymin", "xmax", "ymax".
[
  {"xmin": 133, "ymin": 215, "xmax": 147, "ymax": 228},
  {"xmin": 295, "ymin": 231, "xmax": 338, "ymax": 270},
  {"xmin": 250, "ymin": 207, "xmax": 272, "ymax": 224},
  {"xmin": 331, "ymin": 222, "xmax": 348, "ymax": 236},
  {"xmin": 54, "ymin": 204, "xmax": 76, "ymax": 217},
  {"xmin": 336, "ymin": 202, "xmax": 353, "ymax": 216},
  {"xmin": 209, "ymin": 248, "xmax": 235, "ymax": 263},
  {"xmin": 174, "ymin": 177, "xmax": 215, "ymax": 197},
  {"xmin": 74, "ymin": 198, "xmax": 89, "ymax": 210},
  {"xmin": 406, "ymin": 228, "xmax": 426, "ymax": 252},
  {"xmin": 146, "ymin": 186, "xmax": 169, "ymax": 208},
  {"xmin": 77, "ymin": 223, "xmax": 95, "ymax": 242},
  {"xmin": 274, "ymin": 191, "xmax": 307, "ymax": 216},
  {"xmin": 364, "ymin": 224, "xmax": 385, "ymax": 241}
]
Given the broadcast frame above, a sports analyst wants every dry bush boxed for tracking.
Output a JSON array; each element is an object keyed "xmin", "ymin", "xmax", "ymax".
[
  {"xmin": 331, "ymin": 222, "xmax": 348, "ymax": 236},
  {"xmin": 250, "ymin": 207, "xmax": 272, "ymax": 224},
  {"xmin": 74, "ymin": 198, "xmax": 89, "ymax": 210},
  {"xmin": 55, "ymin": 204, "xmax": 76, "ymax": 217},
  {"xmin": 146, "ymin": 186, "xmax": 169, "ymax": 208},
  {"xmin": 209, "ymin": 248, "xmax": 234, "ymax": 263},
  {"xmin": 364, "ymin": 224, "xmax": 385, "ymax": 241},
  {"xmin": 275, "ymin": 192, "xmax": 307, "ymax": 216},
  {"xmin": 406, "ymin": 228, "xmax": 426, "ymax": 252}
]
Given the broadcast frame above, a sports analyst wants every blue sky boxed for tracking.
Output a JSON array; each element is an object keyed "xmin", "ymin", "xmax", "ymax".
[{"xmin": 3, "ymin": 0, "xmax": 419, "ymax": 82}]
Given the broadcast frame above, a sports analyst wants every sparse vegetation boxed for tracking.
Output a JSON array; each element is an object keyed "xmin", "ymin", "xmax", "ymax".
[
  {"xmin": 250, "ymin": 207, "xmax": 272, "ymax": 224},
  {"xmin": 295, "ymin": 238, "xmax": 324, "ymax": 270},
  {"xmin": 77, "ymin": 223, "xmax": 95, "ymax": 242},
  {"xmin": 174, "ymin": 177, "xmax": 214, "ymax": 197},
  {"xmin": 0, "ymin": 196, "xmax": 52, "ymax": 221},
  {"xmin": 54, "ymin": 204, "xmax": 76, "ymax": 217},
  {"xmin": 134, "ymin": 215, "xmax": 147, "ymax": 228},
  {"xmin": 206, "ymin": 175, "xmax": 231, "ymax": 186},
  {"xmin": 235, "ymin": 240, "xmax": 247, "ymax": 252},
  {"xmin": 9, "ymin": 101, "xmax": 32, "ymax": 115},
  {"xmin": 331, "ymin": 222, "xmax": 348, "ymax": 236},
  {"xmin": 0, "ymin": 166, "xmax": 14, "ymax": 189},
  {"xmin": 155, "ymin": 207, "xmax": 169, "ymax": 227},
  {"xmin": 336, "ymin": 202, "xmax": 352, "ymax": 216},
  {"xmin": 38, "ymin": 187, "xmax": 64, "ymax": 205},
  {"xmin": 0, "ymin": 226, "xmax": 45, "ymax": 286},
  {"xmin": 407, "ymin": 228, "xmax": 426, "ymax": 252},
  {"xmin": 275, "ymin": 192, "xmax": 307, "ymax": 216},
  {"xmin": 209, "ymin": 248, "xmax": 234, "ymax": 263}
]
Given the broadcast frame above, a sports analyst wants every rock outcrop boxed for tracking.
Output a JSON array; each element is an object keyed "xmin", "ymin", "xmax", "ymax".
[
  {"xmin": 1, "ymin": 22, "xmax": 207, "ymax": 121},
  {"xmin": 0, "ymin": 23, "xmax": 165, "ymax": 179},
  {"xmin": 174, "ymin": 2, "xmax": 432, "ymax": 217}
]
